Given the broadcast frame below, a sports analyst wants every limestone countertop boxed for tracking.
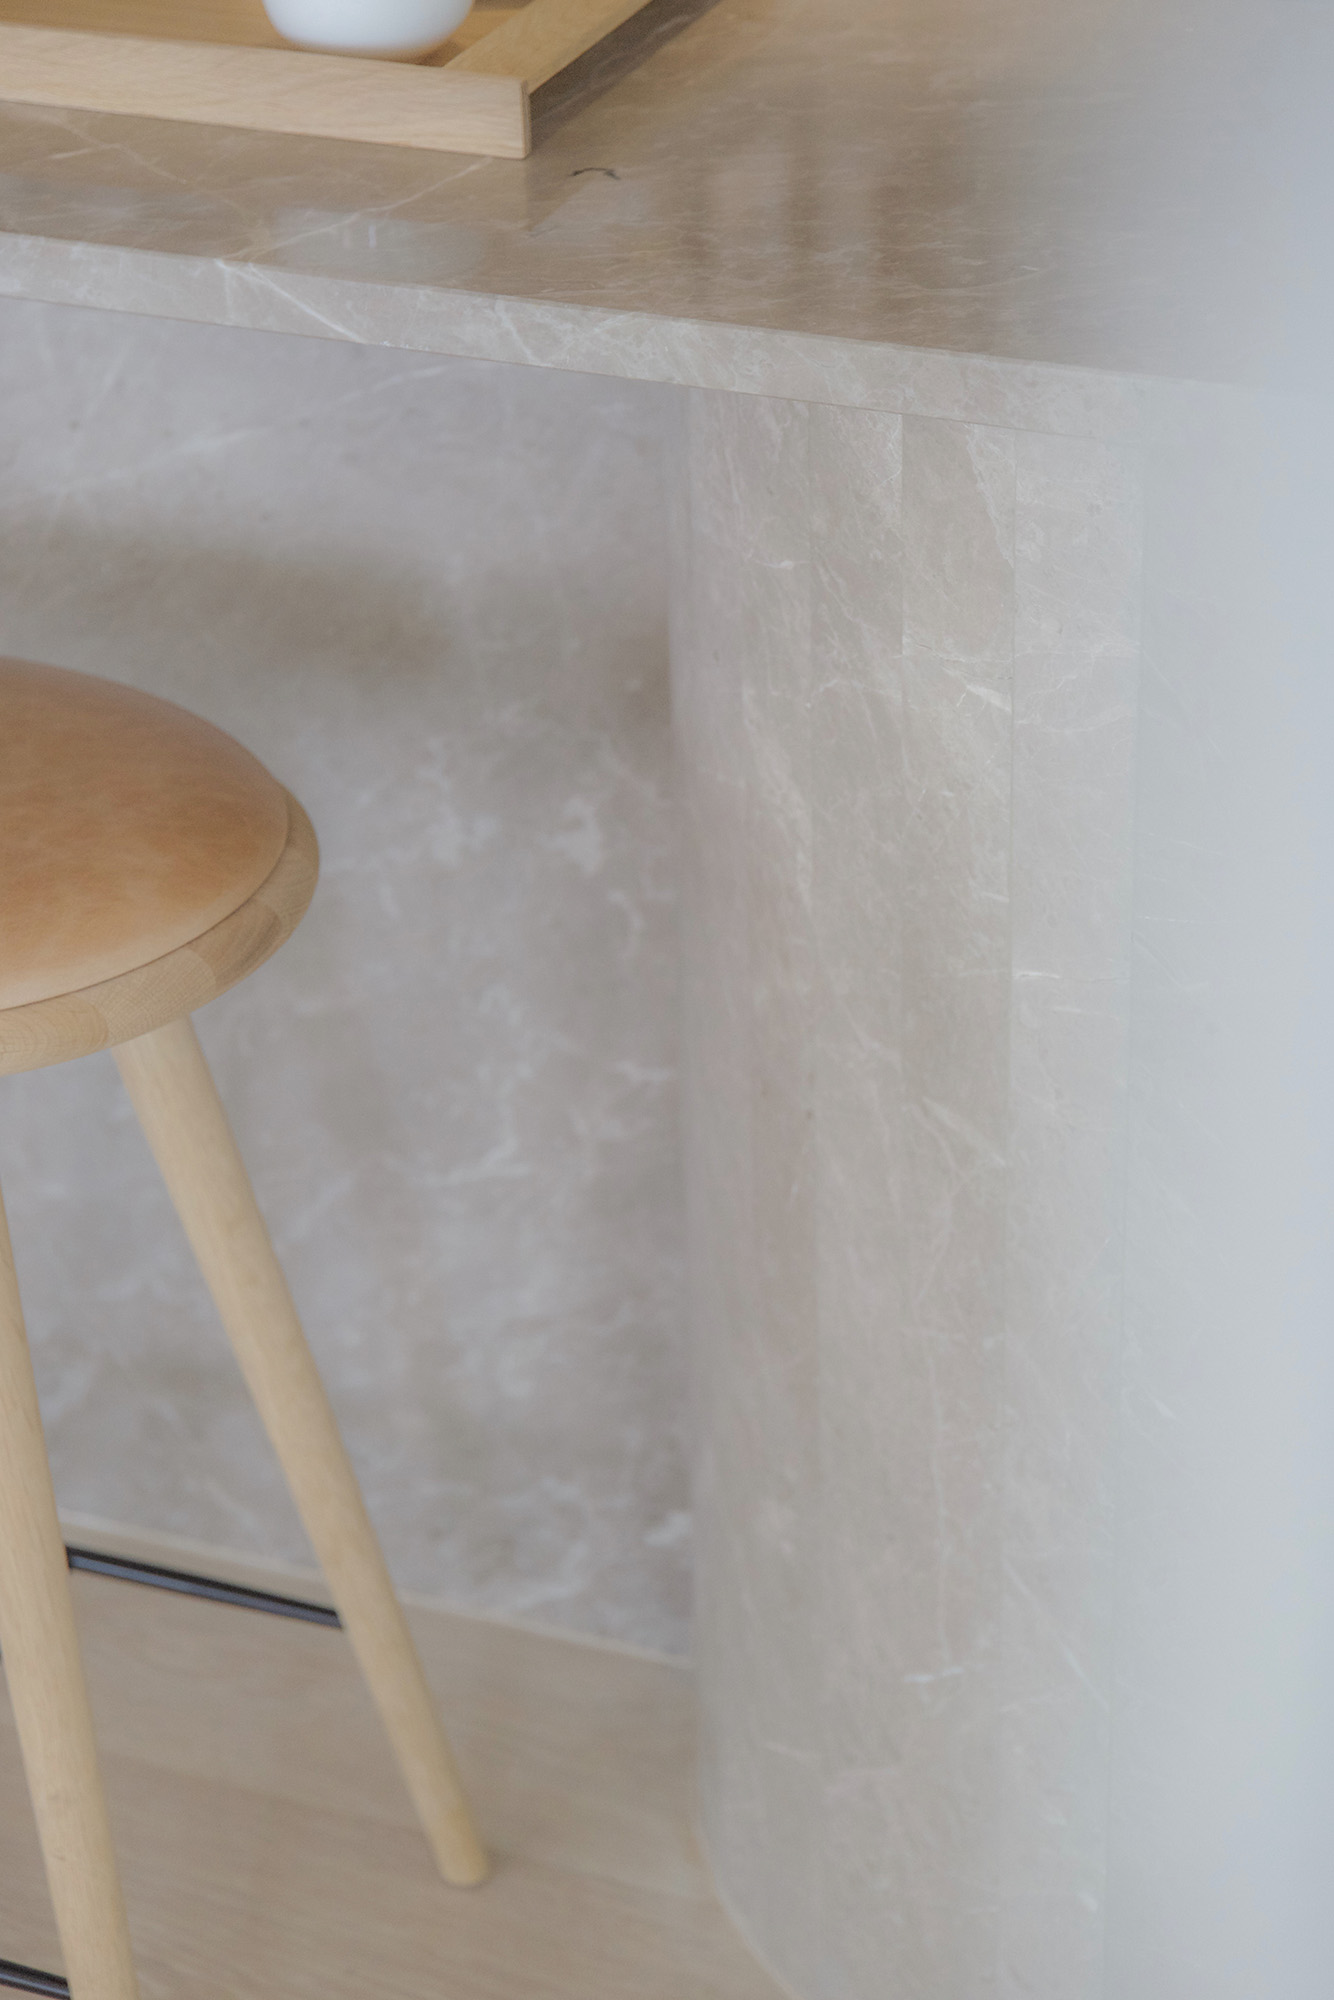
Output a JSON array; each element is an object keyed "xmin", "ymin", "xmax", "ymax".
[{"xmin": 0, "ymin": 0, "xmax": 1327, "ymax": 415}]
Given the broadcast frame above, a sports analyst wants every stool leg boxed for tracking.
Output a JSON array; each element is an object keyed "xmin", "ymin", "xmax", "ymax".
[
  {"xmin": 0, "ymin": 1182, "xmax": 140, "ymax": 2000},
  {"xmin": 114, "ymin": 1017, "xmax": 488, "ymax": 1889}
]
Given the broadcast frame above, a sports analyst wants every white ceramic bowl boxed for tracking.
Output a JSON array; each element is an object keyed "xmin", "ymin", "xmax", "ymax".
[{"xmin": 262, "ymin": 0, "xmax": 473, "ymax": 59}]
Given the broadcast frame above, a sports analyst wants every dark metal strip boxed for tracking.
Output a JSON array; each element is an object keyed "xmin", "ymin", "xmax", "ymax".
[
  {"xmin": 0, "ymin": 1959, "xmax": 69, "ymax": 1997},
  {"xmin": 64, "ymin": 1547, "xmax": 341, "ymax": 1628}
]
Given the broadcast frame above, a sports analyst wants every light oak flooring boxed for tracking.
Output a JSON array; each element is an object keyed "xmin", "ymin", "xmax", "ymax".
[{"xmin": 0, "ymin": 1522, "xmax": 783, "ymax": 2000}]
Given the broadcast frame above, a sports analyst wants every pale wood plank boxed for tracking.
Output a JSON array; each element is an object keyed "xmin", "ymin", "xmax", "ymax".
[
  {"xmin": 0, "ymin": 1561, "xmax": 788, "ymax": 2000},
  {"xmin": 0, "ymin": 22, "xmax": 530, "ymax": 156},
  {"xmin": 0, "ymin": 0, "xmax": 519, "ymax": 53},
  {"xmin": 0, "ymin": 0, "xmax": 289, "ymax": 47},
  {"xmin": 446, "ymin": 0, "xmax": 653, "ymax": 87},
  {"xmin": 426, "ymin": 3, "xmax": 523, "ymax": 61}
]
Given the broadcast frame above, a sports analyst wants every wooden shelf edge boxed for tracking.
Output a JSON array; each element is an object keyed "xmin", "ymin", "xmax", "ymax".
[
  {"xmin": 0, "ymin": 20, "xmax": 532, "ymax": 155},
  {"xmin": 447, "ymin": 0, "xmax": 655, "ymax": 89}
]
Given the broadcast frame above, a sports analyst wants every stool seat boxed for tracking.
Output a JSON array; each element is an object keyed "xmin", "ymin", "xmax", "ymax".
[
  {"xmin": 0, "ymin": 657, "xmax": 289, "ymax": 1011},
  {"xmin": 0, "ymin": 659, "xmax": 319, "ymax": 1079}
]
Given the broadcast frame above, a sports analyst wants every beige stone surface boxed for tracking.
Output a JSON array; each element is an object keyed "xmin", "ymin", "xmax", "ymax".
[
  {"xmin": 0, "ymin": 294, "xmax": 688, "ymax": 1656},
  {"xmin": 0, "ymin": 0, "xmax": 1319, "ymax": 392},
  {"xmin": 0, "ymin": 5, "xmax": 1330, "ymax": 1989},
  {"xmin": 673, "ymin": 358, "xmax": 1334, "ymax": 2000},
  {"xmin": 675, "ymin": 386, "xmax": 1148, "ymax": 2000}
]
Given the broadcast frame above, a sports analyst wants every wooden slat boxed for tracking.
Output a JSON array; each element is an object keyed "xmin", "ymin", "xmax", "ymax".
[
  {"xmin": 0, "ymin": 0, "xmax": 288, "ymax": 48},
  {"xmin": 0, "ymin": 20, "xmax": 530, "ymax": 154},
  {"xmin": 0, "ymin": 0, "xmax": 520, "ymax": 53},
  {"xmin": 422, "ymin": 4, "xmax": 521, "ymax": 64},
  {"xmin": 446, "ymin": 0, "xmax": 653, "ymax": 88}
]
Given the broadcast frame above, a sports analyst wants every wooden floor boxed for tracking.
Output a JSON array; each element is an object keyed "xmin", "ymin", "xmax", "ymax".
[{"xmin": 0, "ymin": 1523, "xmax": 784, "ymax": 2000}]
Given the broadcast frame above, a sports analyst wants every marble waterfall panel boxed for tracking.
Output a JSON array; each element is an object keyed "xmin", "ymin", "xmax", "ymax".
[
  {"xmin": 676, "ymin": 388, "xmax": 824, "ymax": 1994},
  {"xmin": 998, "ymin": 429, "xmax": 1142, "ymax": 1995},
  {"xmin": 0, "ymin": 296, "xmax": 687, "ymax": 1656},
  {"xmin": 675, "ymin": 389, "xmax": 1145, "ymax": 1998}
]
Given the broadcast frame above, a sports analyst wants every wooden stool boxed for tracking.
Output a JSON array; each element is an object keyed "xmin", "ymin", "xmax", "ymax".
[{"xmin": 0, "ymin": 658, "xmax": 487, "ymax": 2000}]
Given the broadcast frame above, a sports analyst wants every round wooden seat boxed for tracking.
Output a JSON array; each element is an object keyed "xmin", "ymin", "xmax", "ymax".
[{"xmin": 0, "ymin": 658, "xmax": 319, "ymax": 1077}]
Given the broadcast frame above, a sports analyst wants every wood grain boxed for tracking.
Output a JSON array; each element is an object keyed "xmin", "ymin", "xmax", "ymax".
[
  {"xmin": 0, "ymin": 0, "xmax": 646, "ymax": 153},
  {"xmin": 0, "ymin": 0, "xmax": 517, "ymax": 50},
  {"xmin": 0, "ymin": 1192, "xmax": 139, "ymax": 2000},
  {"xmin": 0, "ymin": 21, "xmax": 531, "ymax": 156},
  {"xmin": 446, "ymin": 0, "xmax": 654, "ymax": 86},
  {"xmin": 0, "ymin": 0, "xmax": 288, "ymax": 47},
  {"xmin": 113, "ymin": 1018, "xmax": 488, "ymax": 1889},
  {"xmin": 0, "ymin": 794, "xmax": 317, "ymax": 1080},
  {"xmin": 0, "ymin": 1536, "xmax": 788, "ymax": 1998}
]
